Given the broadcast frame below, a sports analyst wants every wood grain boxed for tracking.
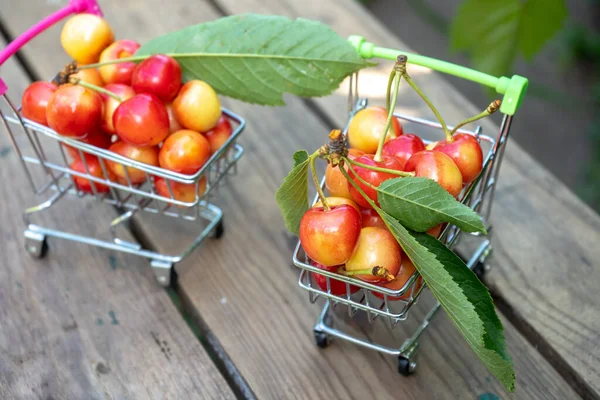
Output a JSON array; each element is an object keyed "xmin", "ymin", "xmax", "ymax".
[
  {"xmin": 210, "ymin": 0, "xmax": 600, "ymax": 397},
  {"xmin": 0, "ymin": 1, "xmax": 586, "ymax": 399},
  {"xmin": 0, "ymin": 36, "xmax": 235, "ymax": 400}
]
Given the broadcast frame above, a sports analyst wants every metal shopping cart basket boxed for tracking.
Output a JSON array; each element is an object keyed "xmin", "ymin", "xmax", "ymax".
[
  {"xmin": 0, "ymin": 0, "xmax": 245, "ymax": 287},
  {"xmin": 292, "ymin": 35, "xmax": 528, "ymax": 375}
]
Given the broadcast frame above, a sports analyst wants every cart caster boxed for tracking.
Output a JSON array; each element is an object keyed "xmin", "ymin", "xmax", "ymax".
[
  {"xmin": 24, "ymin": 231, "xmax": 48, "ymax": 259},
  {"xmin": 212, "ymin": 220, "xmax": 224, "ymax": 239},
  {"xmin": 398, "ymin": 356, "xmax": 417, "ymax": 376},
  {"xmin": 151, "ymin": 259, "xmax": 175, "ymax": 288},
  {"xmin": 314, "ymin": 331, "xmax": 330, "ymax": 349}
]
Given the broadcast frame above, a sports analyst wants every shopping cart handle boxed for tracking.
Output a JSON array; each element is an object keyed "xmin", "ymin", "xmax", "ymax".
[
  {"xmin": 348, "ymin": 35, "xmax": 528, "ymax": 116},
  {"xmin": 0, "ymin": 0, "xmax": 103, "ymax": 96}
]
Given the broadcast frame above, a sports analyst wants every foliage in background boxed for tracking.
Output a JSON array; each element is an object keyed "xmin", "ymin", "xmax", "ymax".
[{"xmin": 449, "ymin": 0, "xmax": 567, "ymax": 78}]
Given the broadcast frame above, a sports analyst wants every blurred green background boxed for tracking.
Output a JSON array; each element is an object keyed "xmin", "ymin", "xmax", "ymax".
[{"xmin": 359, "ymin": 0, "xmax": 600, "ymax": 214}]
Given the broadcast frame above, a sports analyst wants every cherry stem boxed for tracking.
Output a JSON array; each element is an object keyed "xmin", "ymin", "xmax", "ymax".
[
  {"xmin": 339, "ymin": 266, "xmax": 395, "ymax": 282},
  {"xmin": 346, "ymin": 157, "xmax": 414, "ymax": 177},
  {"xmin": 77, "ymin": 55, "xmax": 147, "ymax": 70},
  {"xmin": 69, "ymin": 77, "xmax": 123, "ymax": 102},
  {"xmin": 375, "ymin": 70, "xmax": 401, "ymax": 162},
  {"xmin": 310, "ymin": 150, "xmax": 329, "ymax": 211},
  {"xmin": 396, "ymin": 55, "xmax": 451, "ymax": 141},
  {"xmin": 448, "ymin": 100, "xmax": 501, "ymax": 137},
  {"xmin": 345, "ymin": 161, "xmax": 379, "ymax": 191}
]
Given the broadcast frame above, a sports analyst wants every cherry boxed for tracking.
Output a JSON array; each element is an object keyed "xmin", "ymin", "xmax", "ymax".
[
  {"xmin": 71, "ymin": 68, "xmax": 104, "ymax": 88},
  {"xmin": 313, "ymin": 196, "xmax": 360, "ymax": 213},
  {"xmin": 310, "ymin": 262, "xmax": 360, "ymax": 296},
  {"xmin": 154, "ymin": 176, "xmax": 207, "ymax": 204},
  {"xmin": 347, "ymin": 154, "xmax": 403, "ymax": 209},
  {"xmin": 21, "ymin": 81, "xmax": 57, "ymax": 126},
  {"xmin": 203, "ymin": 116, "xmax": 233, "ymax": 154},
  {"xmin": 132, "ymin": 54, "xmax": 182, "ymax": 102},
  {"xmin": 382, "ymin": 133, "xmax": 426, "ymax": 170},
  {"xmin": 100, "ymin": 83, "xmax": 135, "ymax": 134},
  {"xmin": 299, "ymin": 204, "xmax": 361, "ymax": 267},
  {"xmin": 113, "ymin": 93, "xmax": 170, "ymax": 147},
  {"xmin": 60, "ymin": 14, "xmax": 114, "ymax": 65},
  {"xmin": 63, "ymin": 129, "xmax": 112, "ymax": 161},
  {"xmin": 433, "ymin": 133, "xmax": 483, "ymax": 184},
  {"xmin": 98, "ymin": 39, "xmax": 141, "ymax": 85},
  {"xmin": 70, "ymin": 157, "xmax": 116, "ymax": 193},
  {"xmin": 360, "ymin": 208, "xmax": 387, "ymax": 229},
  {"xmin": 106, "ymin": 141, "xmax": 159, "ymax": 184},
  {"xmin": 46, "ymin": 84, "xmax": 103, "ymax": 138},
  {"xmin": 173, "ymin": 80, "xmax": 222, "ymax": 133},
  {"xmin": 345, "ymin": 227, "xmax": 402, "ymax": 283},
  {"xmin": 347, "ymin": 106, "xmax": 403, "ymax": 154},
  {"xmin": 373, "ymin": 257, "xmax": 422, "ymax": 301},
  {"xmin": 427, "ymin": 224, "xmax": 444, "ymax": 238},
  {"xmin": 405, "ymin": 150, "xmax": 463, "ymax": 198},
  {"xmin": 158, "ymin": 129, "xmax": 212, "ymax": 174},
  {"xmin": 325, "ymin": 148, "xmax": 363, "ymax": 200},
  {"xmin": 165, "ymin": 102, "xmax": 183, "ymax": 133}
]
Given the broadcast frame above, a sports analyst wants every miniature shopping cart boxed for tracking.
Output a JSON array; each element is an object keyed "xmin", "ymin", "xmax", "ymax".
[
  {"xmin": 0, "ymin": 0, "xmax": 245, "ymax": 287},
  {"xmin": 292, "ymin": 36, "xmax": 528, "ymax": 375}
]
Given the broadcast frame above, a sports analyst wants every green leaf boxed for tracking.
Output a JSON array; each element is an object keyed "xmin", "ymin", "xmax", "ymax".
[
  {"xmin": 377, "ymin": 177, "xmax": 486, "ymax": 233},
  {"xmin": 136, "ymin": 14, "xmax": 375, "ymax": 106},
  {"xmin": 378, "ymin": 209, "xmax": 515, "ymax": 392},
  {"xmin": 276, "ymin": 150, "xmax": 310, "ymax": 235},
  {"xmin": 450, "ymin": 0, "xmax": 567, "ymax": 77}
]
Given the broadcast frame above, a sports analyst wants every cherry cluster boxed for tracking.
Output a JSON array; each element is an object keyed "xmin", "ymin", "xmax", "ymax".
[
  {"xmin": 299, "ymin": 56, "xmax": 497, "ymax": 300},
  {"xmin": 19, "ymin": 13, "xmax": 233, "ymax": 202}
]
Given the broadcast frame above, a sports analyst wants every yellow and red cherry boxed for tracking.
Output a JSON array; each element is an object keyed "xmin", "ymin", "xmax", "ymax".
[
  {"xmin": 432, "ymin": 133, "xmax": 483, "ymax": 184},
  {"xmin": 203, "ymin": 115, "xmax": 233, "ymax": 154},
  {"xmin": 347, "ymin": 106, "xmax": 403, "ymax": 154},
  {"xmin": 100, "ymin": 83, "xmax": 135, "ymax": 134},
  {"xmin": 105, "ymin": 141, "xmax": 159, "ymax": 184},
  {"xmin": 173, "ymin": 80, "xmax": 222, "ymax": 133},
  {"xmin": 98, "ymin": 39, "xmax": 141, "ymax": 85},
  {"xmin": 299, "ymin": 204, "xmax": 362, "ymax": 267},
  {"xmin": 113, "ymin": 93, "xmax": 170, "ymax": 147},
  {"xmin": 325, "ymin": 148, "xmax": 364, "ymax": 200},
  {"xmin": 131, "ymin": 54, "xmax": 182, "ymax": 102},
  {"xmin": 21, "ymin": 81, "xmax": 57, "ymax": 126},
  {"xmin": 158, "ymin": 129, "xmax": 212, "ymax": 175},
  {"xmin": 46, "ymin": 84, "xmax": 103, "ymax": 138},
  {"xmin": 60, "ymin": 14, "xmax": 114, "ymax": 65},
  {"xmin": 348, "ymin": 154, "xmax": 403, "ymax": 209},
  {"xmin": 345, "ymin": 226, "xmax": 402, "ymax": 283},
  {"xmin": 405, "ymin": 150, "xmax": 463, "ymax": 198},
  {"xmin": 154, "ymin": 176, "xmax": 207, "ymax": 204},
  {"xmin": 373, "ymin": 257, "xmax": 422, "ymax": 301},
  {"xmin": 382, "ymin": 133, "xmax": 426, "ymax": 170}
]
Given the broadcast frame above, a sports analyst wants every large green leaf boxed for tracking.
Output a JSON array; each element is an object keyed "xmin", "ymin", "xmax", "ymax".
[
  {"xmin": 378, "ymin": 209, "xmax": 515, "ymax": 392},
  {"xmin": 275, "ymin": 150, "xmax": 310, "ymax": 235},
  {"xmin": 450, "ymin": 0, "xmax": 567, "ymax": 77},
  {"xmin": 136, "ymin": 14, "xmax": 374, "ymax": 106},
  {"xmin": 377, "ymin": 177, "xmax": 486, "ymax": 233}
]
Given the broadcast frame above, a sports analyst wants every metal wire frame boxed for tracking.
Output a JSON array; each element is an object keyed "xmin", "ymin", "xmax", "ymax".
[
  {"xmin": 1, "ymin": 94, "xmax": 245, "ymax": 216},
  {"xmin": 292, "ymin": 91, "xmax": 511, "ymax": 324}
]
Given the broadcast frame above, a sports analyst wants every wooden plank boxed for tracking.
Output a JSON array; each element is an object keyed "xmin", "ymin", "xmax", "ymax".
[
  {"xmin": 209, "ymin": 0, "xmax": 600, "ymax": 397},
  {"xmin": 0, "ymin": 2, "xmax": 584, "ymax": 399},
  {"xmin": 0, "ymin": 37, "xmax": 235, "ymax": 399}
]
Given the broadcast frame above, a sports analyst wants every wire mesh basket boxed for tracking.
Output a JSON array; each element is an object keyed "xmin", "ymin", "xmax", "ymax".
[
  {"xmin": 0, "ymin": 0, "xmax": 246, "ymax": 287},
  {"xmin": 292, "ymin": 35, "xmax": 528, "ymax": 375}
]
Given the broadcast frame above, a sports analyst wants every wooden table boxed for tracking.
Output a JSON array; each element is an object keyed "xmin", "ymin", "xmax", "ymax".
[{"xmin": 0, "ymin": 1, "xmax": 598, "ymax": 399}]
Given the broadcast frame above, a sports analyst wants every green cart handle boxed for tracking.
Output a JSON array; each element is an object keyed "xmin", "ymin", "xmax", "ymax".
[{"xmin": 348, "ymin": 35, "xmax": 528, "ymax": 116}]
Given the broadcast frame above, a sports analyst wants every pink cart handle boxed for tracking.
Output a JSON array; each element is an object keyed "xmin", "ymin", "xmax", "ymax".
[{"xmin": 0, "ymin": 0, "xmax": 103, "ymax": 95}]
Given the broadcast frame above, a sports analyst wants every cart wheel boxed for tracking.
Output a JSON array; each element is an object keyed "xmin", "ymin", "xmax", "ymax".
[
  {"xmin": 213, "ymin": 219, "xmax": 224, "ymax": 239},
  {"xmin": 314, "ymin": 331, "xmax": 330, "ymax": 349},
  {"xmin": 398, "ymin": 356, "xmax": 416, "ymax": 376},
  {"xmin": 25, "ymin": 233, "xmax": 48, "ymax": 259}
]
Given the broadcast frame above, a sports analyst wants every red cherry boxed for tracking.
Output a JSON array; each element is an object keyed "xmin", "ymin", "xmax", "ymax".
[
  {"xmin": 100, "ymin": 83, "xmax": 135, "ymax": 134},
  {"xmin": 63, "ymin": 129, "xmax": 112, "ymax": 161},
  {"xmin": 348, "ymin": 154, "xmax": 403, "ymax": 209},
  {"xmin": 360, "ymin": 208, "xmax": 387, "ymax": 229},
  {"xmin": 21, "ymin": 81, "xmax": 57, "ymax": 126},
  {"xmin": 382, "ymin": 133, "xmax": 426, "ymax": 170},
  {"xmin": 70, "ymin": 157, "xmax": 116, "ymax": 193},
  {"xmin": 433, "ymin": 134, "xmax": 484, "ymax": 184},
  {"xmin": 113, "ymin": 93, "xmax": 170, "ymax": 147},
  {"xmin": 310, "ymin": 262, "xmax": 360, "ymax": 296},
  {"xmin": 373, "ymin": 257, "xmax": 422, "ymax": 301},
  {"xmin": 405, "ymin": 150, "xmax": 463, "ymax": 198},
  {"xmin": 299, "ymin": 204, "xmax": 361, "ymax": 267},
  {"xmin": 132, "ymin": 54, "xmax": 182, "ymax": 102},
  {"xmin": 46, "ymin": 84, "xmax": 103, "ymax": 138},
  {"xmin": 203, "ymin": 115, "xmax": 233, "ymax": 153}
]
